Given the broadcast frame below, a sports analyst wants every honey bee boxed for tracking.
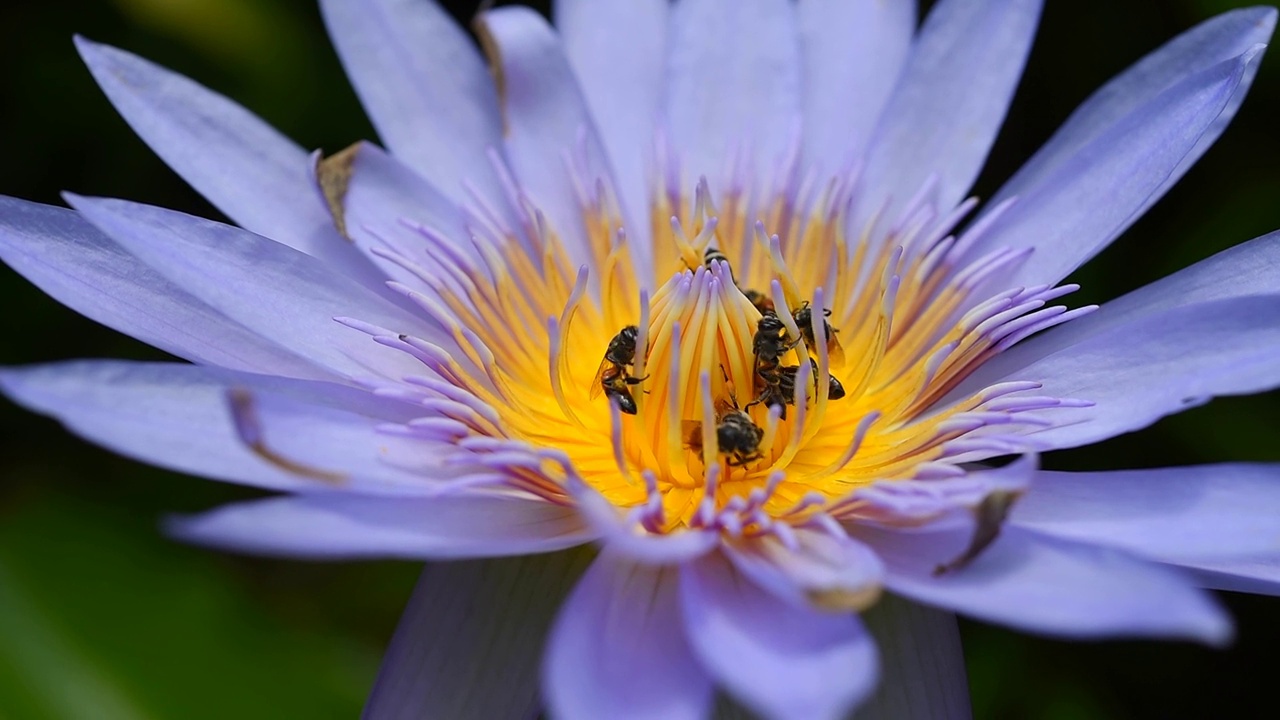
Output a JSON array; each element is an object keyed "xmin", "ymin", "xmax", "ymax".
[
  {"xmin": 742, "ymin": 288, "xmax": 775, "ymax": 316},
  {"xmin": 748, "ymin": 312, "xmax": 797, "ymax": 416},
  {"xmin": 686, "ymin": 399, "xmax": 765, "ymax": 467},
  {"xmin": 702, "ymin": 246, "xmax": 732, "ymax": 277},
  {"xmin": 792, "ymin": 302, "xmax": 845, "ymax": 366},
  {"xmin": 752, "ymin": 312, "xmax": 797, "ymax": 367},
  {"xmin": 780, "ymin": 359, "xmax": 847, "ymax": 401},
  {"xmin": 591, "ymin": 325, "xmax": 646, "ymax": 414}
]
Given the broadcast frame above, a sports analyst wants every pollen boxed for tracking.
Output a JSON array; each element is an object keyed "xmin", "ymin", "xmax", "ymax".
[{"xmin": 386, "ymin": 165, "xmax": 1091, "ymax": 533}]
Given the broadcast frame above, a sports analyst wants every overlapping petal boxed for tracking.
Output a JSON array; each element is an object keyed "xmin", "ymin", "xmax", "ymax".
[
  {"xmin": 476, "ymin": 6, "xmax": 628, "ymax": 271},
  {"xmin": 798, "ymin": 0, "xmax": 915, "ymax": 173},
  {"xmin": 544, "ymin": 553, "xmax": 713, "ymax": 720},
  {"xmin": 65, "ymin": 195, "xmax": 439, "ymax": 381},
  {"xmin": 858, "ymin": 0, "xmax": 1042, "ymax": 222},
  {"xmin": 556, "ymin": 0, "xmax": 666, "ymax": 252},
  {"xmin": 170, "ymin": 493, "xmax": 594, "ymax": 559},
  {"xmin": 321, "ymin": 141, "xmax": 475, "ymax": 288},
  {"xmin": 681, "ymin": 552, "xmax": 879, "ymax": 720},
  {"xmin": 988, "ymin": 8, "xmax": 1276, "ymax": 220},
  {"xmin": 960, "ymin": 41, "xmax": 1267, "ymax": 288},
  {"xmin": 0, "ymin": 197, "xmax": 331, "ymax": 380},
  {"xmin": 855, "ymin": 524, "xmax": 1232, "ymax": 645},
  {"xmin": 0, "ymin": 360, "xmax": 438, "ymax": 494},
  {"xmin": 364, "ymin": 552, "xmax": 590, "ymax": 720},
  {"xmin": 1012, "ymin": 464, "xmax": 1280, "ymax": 561},
  {"xmin": 318, "ymin": 0, "xmax": 507, "ymax": 208},
  {"xmin": 666, "ymin": 0, "xmax": 801, "ymax": 193},
  {"xmin": 75, "ymin": 38, "xmax": 392, "ymax": 293},
  {"xmin": 721, "ymin": 528, "xmax": 882, "ymax": 611}
]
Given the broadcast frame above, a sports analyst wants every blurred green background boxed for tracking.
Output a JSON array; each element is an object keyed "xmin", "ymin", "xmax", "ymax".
[{"xmin": 0, "ymin": 0, "xmax": 1277, "ymax": 718}]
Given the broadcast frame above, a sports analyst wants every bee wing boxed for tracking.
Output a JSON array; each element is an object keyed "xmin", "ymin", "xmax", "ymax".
[
  {"xmin": 590, "ymin": 357, "xmax": 609, "ymax": 399},
  {"xmin": 681, "ymin": 420, "xmax": 704, "ymax": 449},
  {"xmin": 825, "ymin": 330, "xmax": 846, "ymax": 367}
]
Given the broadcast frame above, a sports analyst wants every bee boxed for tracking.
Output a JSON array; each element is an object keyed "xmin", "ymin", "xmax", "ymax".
[
  {"xmin": 591, "ymin": 325, "xmax": 646, "ymax": 414},
  {"xmin": 780, "ymin": 359, "xmax": 847, "ymax": 401},
  {"xmin": 699, "ymin": 247, "xmax": 775, "ymax": 316},
  {"xmin": 748, "ymin": 312, "xmax": 797, "ymax": 416},
  {"xmin": 792, "ymin": 302, "xmax": 845, "ymax": 366},
  {"xmin": 742, "ymin": 288, "xmax": 775, "ymax": 316},
  {"xmin": 702, "ymin": 246, "xmax": 732, "ymax": 277},
  {"xmin": 686, "ymin": 399, "xmax": 765, "ymax": 467},
  {"xmin": 752, "ymin": 312, "xmax": 797, "ymax": 368}
]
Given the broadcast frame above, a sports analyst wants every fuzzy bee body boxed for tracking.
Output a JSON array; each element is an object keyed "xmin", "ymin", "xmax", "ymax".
[
  {"xmin": 592, "ymin": 325, "xmax": 646, "ymax": 414},
  {"xmin": 793, "ymin": 302, "xmax": 845, "ymax": 366},
  {"xmin": 686, "ymin": 400, "xmax": 766, "ymax": 468}
]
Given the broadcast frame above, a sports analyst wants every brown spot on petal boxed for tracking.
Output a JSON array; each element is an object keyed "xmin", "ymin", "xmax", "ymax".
[
  {"xmin": 228, "ymin": 387, "xmax": 347, "ymax": 484},
  {"xmin": 316, "ymin": 143, "xmax": 361, "ymax": 239},
  {"xmin": 808, "ymin": 584, "xmax": 883, "ymax": 613},
  {"xmin": 934, "ymin": 489, "xmax": 1023, "ymax": 576}
]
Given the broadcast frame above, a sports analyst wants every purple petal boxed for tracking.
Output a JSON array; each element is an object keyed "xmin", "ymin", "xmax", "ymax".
[
  {"xmin": 364, "ymin": 552, "xmax": 588, "ymax": 720},
  {"xmin": 318, "ymin": 0, "xmax": 507, "ymax": 207},
  {"xmin": 987, "ymin": 8, "xmax": 1276, "ymax": 221},
  {"xmin": 959, "ymin": 228, "xmax": 1280, "ymax": 397},
  {"xmin": 978, "ymin": 296, "xmax": 1280, "ymax": 450},
  {"xmin": 64, "ymin": 195, "xmax": 439, "ymax": 381},
  {"xmin": 169, "ymin": 493, "xmax": 594, "ymax": 559},
  {"xmin": 665, "ymin": 0, "xmax": 801, "ymax": 193},
  {"xmin": 475, "ymin": 7, "xmax": 629, "ymax": 271},
  {"xmin": 1012, "ymin": 464, "xmax": 1280, "ymax": 561},
  {"xmin": 858, "ymin": 0, "xmax": 1042, "ymax": 222},
  {"xmin": 853, "ymin": 524, "xmax": 1232, "ymax": 645},
  {"xmin": 0, "ymin": 197, "xmax": 330, "ymax": 380},
  {"xmin": 74, "ymin": 38, "xmax": 390, "ymax": 292},
  {"xmin": 1181, "ymin": 558, "xmax": 1280, "ymax": 596},
  {"xmin": 329, "ymin": 142, "xmax": 473, "ymax": 286},
  {"xmin": 681, "ymin": 552, "xmax": 878, "ymax": 720},
  {"xmin": 958, "ymin": 43, "xmax": 1264, "ymax": 289},
  {"xmin": 0, "ymin": 360, "xmax": 443, "ymax": 494},
  {"xmin": 721, "ymin": 528, "xmax": 883, "ymax": 611},
  {"xmin": 857, "ymin": 595, "xmax": 972, "ymax": 720},
  {"xmin": 798, "ymin": 0, "xmax": 916, "ymax": 173},
  {"xmin": 556, "ymin": 0, "xmax": 666, "ymax": 252},
  {"xmin": 544, "ymin": 553, "xmax": 712, "ymax": 720}
]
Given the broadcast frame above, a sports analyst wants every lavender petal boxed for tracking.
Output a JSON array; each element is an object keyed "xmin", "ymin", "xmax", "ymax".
[
  {"xmin": 0, "ymin": 197, "xmax": 331, "ymax": 380},
  {"xmin": 0, "ymin": 360, "xmax": 456, "ymax": 494},
  {"xmin": 987, "ymin": 8, "xmax": 1276, "ymax": 223},
  {"xmin": 853, "ymin": 524, "xmax": 1232, "ymax": 645},
  {"xmin": 665, "ymin": 0, "xmax": 801, "ymax": 194},
  {"xmin": 65, "ymin": 195, "xmax": 440, "ymax": 382},
  {"xmin": 959, "ymin": 43, "xmax": 1264, "ymax": 289},
  {"xmin": 556, "ymin": 0, "xmax": 666, "ymax": 255},
  {"xmin": 169, "ymin": 493, "xmax": 594, "ymax": 559},
  {"xmin": 799, "ymin": 0, "xmax": 916, "ymax": 174},
  {"xmin": 858, "ymin": 0, "xmax": 1042, "ymax": 223},
  {"xmin": 681, "ymin": 551, "xmax": 879, "ymax": 720},
  {"xmin": 364, "ymin": 551, "xmax": 590, "ymax": 720},
  {"xmin": 73, "ymin": 37, "xmax": 388, "ymax": 293},
  {"xmin": 318, "ymin": 0, "xmax": 507, "ymax": 207},
  {"xmin": 544, "ymin": 552, "xmax": 712, "ymax": 720},
  {"xmin": 1012, "ymin": 464, "xmax": 1280, "ymax": 561}
]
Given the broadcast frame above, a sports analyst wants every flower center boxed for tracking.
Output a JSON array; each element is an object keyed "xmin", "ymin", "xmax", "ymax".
[{"xmin": 382, "ymin": 167, "xmax": 1088, "ymax": 533}]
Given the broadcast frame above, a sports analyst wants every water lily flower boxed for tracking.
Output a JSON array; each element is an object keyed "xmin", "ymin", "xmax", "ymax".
[{"xmin": 3, "ymin": 0, "xmax": 1280, "ymax": 717}]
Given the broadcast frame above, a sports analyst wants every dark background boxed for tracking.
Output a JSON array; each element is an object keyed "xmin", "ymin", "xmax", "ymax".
[{"xmin": 1, "ymin": 0, "xmax": 1277, "ymax": 717}]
